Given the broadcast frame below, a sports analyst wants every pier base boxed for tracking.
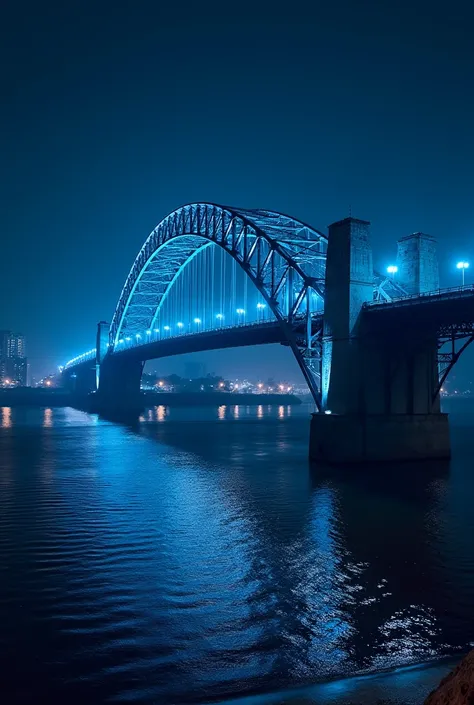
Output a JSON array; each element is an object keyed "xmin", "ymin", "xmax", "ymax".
[{"xmin": 309, "ymin": 413, "xmax": 450, "ymax": 464}]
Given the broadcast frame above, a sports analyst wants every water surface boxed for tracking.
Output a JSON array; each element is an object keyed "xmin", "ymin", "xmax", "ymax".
[{"xmin": 0, "ymin": 401, "xmax": 473, "ymax": 704}]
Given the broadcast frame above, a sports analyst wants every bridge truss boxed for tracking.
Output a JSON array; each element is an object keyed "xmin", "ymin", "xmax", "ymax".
[{"xmin": 110, "ymin": 203, "xmax": 328, "ymax": 406}]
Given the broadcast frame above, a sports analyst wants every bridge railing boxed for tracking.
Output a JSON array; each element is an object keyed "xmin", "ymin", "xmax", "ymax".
[
  {"xmin": 63, "ymin": 313, "xmax": 324, "ymax": 370},
  {"xmin": 64, "ymin": 348, "xmax": 97, "ymax": 370},
  {"xmin": 365, "ymin": 284, "xmax": 474, "ymax": 308}
]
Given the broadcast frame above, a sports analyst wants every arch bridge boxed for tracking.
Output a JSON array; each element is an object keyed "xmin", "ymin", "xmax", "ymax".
[{"xmin": 62, "ymin": 203, "xmax": 474, "ymax": 462}]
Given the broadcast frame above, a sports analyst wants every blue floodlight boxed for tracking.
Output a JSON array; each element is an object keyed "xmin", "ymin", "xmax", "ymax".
[{"xmin": 387, "ymin": 265, "xmax": 398, "ymax": 275}]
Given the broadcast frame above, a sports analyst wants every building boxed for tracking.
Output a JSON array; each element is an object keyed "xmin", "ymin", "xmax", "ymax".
[{"xmin": 0, "ymin": 331, "xmax": 27, "ymax": 386}]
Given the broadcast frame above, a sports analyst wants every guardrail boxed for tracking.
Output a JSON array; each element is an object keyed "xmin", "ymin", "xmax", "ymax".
[
  {"xmin": 366, "ymin": 284, "xmax": 474, "ymax": 308},
  {"xmin": 63, "ymin": 312, "xmax": 324, "ymax": 369}
]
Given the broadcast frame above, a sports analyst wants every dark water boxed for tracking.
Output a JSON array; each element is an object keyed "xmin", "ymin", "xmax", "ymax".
[{"xmin": 0, "ymin": 401, "xmax": 473, "ymax": 704}]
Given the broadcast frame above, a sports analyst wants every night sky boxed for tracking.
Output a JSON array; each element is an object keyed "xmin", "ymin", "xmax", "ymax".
[{"xmin": 2, "ymin": 0, "xmax": 474, "ymax": 383}]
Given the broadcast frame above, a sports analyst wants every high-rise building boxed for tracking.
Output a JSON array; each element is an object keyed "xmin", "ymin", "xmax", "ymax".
[{"xmin": 0, "ymin": 331, "xmax": 27, "ymax": 386}]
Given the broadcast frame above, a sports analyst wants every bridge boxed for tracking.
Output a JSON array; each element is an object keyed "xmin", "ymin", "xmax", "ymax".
[{"xmin": 61, "ymin": 203, "xmax": 474, "ymax": 463}]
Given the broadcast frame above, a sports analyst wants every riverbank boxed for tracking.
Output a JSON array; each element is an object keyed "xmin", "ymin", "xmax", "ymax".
[
  {"xmin": 0, "ymin": 387, "xmax": 302, "ymax": 408},
  {"xmin": 214, "ymin": 656, "xmax": 462, "ymax": 705}
]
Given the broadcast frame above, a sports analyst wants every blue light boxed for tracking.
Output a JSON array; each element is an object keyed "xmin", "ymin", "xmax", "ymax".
[
  {"xmin": 164, "ymin": 325, "xmax": 170, "ymax": 331},
  {"xmin": 177, "ymin": 322, "xmax": 184, "ymax": 328},
  {"xmin": 216, "ymin": 313, "xmax": 224, "ymax": 319},
  {"xmin": 125, "ymin": 336, "xmax": 131, "ymax": 341},
  {"xmin": 135, "ymin": 334, "xmax": 141, "ymax": 339},
  {"xmin": 387, "ymin": 265, "xmax": 398, "ymax": 274},
  {"xmin": 457, "ymin": 261, "xmax": 469, "ymax": 269},
  {"xmin": 256, "ymin": 303, "xmax": 266, "ymax": 309},
  {"xmin": 236, "ymin": 308, "xmax": 245, "ymax": 315},
  {"xmin": 118, "ymin": 339, "xmax": 124, "ymax": 344},
  {"xmin": 154, "ymin": 328, "xmax": 159, "ymax": 333},
  {"xmin": 146, "ymin": 330, "xmax": 151, "ymax": 335},
  {"xmin": 194, "ymin": 318, "xmax": 201, "ymax": 324}
]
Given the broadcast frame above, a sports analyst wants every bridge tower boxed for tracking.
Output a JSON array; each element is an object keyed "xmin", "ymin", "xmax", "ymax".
[{"xmin": 311, "ymin": 218, "xmax": 450, "ymax": 463}]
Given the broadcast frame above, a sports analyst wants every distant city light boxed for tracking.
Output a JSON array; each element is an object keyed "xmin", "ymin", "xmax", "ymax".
[
  {"xmin": 387, "ymin": 265, "xmax": 398, "ymax": 275},
  {"xmin": 158, "ymin": 380, "xmax": 164, "ymax": 387},
  {"xmin": 218, "ymin": 382, "xmax": 224, "ymax": 388},
  {"xmin": 45, "ymin": 380, "xmax": 51, "ymax": 387},
  {"xmin": 258, "ymin": 383, "xmax": 263, "ymax": 389},
  {"xmin": 279, "ymin": 384, "xmax": 284, "ymax": 391}
]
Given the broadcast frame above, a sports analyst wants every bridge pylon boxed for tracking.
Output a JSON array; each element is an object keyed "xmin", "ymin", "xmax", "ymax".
[{"xmin": 310, "ymin": 218, "xmax": 450, "ymax": 464}]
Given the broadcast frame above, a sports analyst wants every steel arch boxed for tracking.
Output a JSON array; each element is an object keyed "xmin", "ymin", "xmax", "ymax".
[{"xmin": 109, "ymin": 203, "xmax": 328, "ymax": 406}]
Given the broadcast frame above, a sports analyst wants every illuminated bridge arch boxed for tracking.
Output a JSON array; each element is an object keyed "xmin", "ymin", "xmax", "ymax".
[{"xmin": 110, "ymin": 203, "xmax": 328, "ymax": 404}]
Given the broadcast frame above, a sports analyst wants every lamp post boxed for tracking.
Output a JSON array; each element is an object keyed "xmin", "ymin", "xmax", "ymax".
[
  {"xmin": 216, "ymin": 313, "xmax": 224, "ymax": 328},
  {"xmin": 194, "ymin": 317, "xmax": 202, "ymax": 331},
  {"xmin": 257, "ymin": 302, "xmax": 266, "ymax": 322},
  {"xmin": 456, "ymin": 261, "xmax": 469, "ymax": 287},
  {"xmin": 236, "ymin": 308, "xmax": 245, "ymax": 325},
  {"xmin": 387, "ymin": 265, "xmax": 398, "ymax": 278}
]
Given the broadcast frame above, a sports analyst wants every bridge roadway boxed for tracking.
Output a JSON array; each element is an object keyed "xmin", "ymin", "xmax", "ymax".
[
  {"xmin": 364, "ymin": 284, "xmax": 474, "ymax": 329},
  {"xmin": 63, "ymin": 316, "xmax": 323, "ymax": 393}
]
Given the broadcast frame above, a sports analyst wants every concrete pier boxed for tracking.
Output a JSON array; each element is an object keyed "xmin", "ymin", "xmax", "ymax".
[
  {"xmin": 313, "ymin": 216, "xmax": 450, "ymax": 464},
  {"xmin": 310, "ymin": 413, "xmax": 450, "ymax": 464}
]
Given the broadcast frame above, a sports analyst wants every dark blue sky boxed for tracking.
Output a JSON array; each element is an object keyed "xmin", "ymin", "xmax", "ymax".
[{"xmin": 2, "ymin": 0, "xmax": 474, "ymax": 380}]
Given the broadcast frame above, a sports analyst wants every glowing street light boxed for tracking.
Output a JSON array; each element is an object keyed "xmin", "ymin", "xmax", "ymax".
[
  {"xmin": 177, "ymin": 322, "xmax": 184, "ymax": 332},
  {"xmin": 387, "ymin": 265, "xmax": 398, "ymax": 277},
  {"xmin": 236, "ymin": 308, "xmax": 245, "ymax": 324},
  {"xmin": 257, "ymin": 302, "xmax": 266, "ymax": 322},
  {"xmin": 216, "ymin": 313, "xmax": 224, "ymax": 327},
  {"xmin": 193, "ymin": 318, "xmax": 202, "ymax": 330},
  {"xmin": 125, "ymin": 336, "xmax": 131, "ymax": 342},
  {"xmin": 146, "ymin": 330, "xmax": 151, "ymax": 336},
  {"xmin": 456, "ymin": 261, "xmax": 469, "ymax": 286},
  {"xmin": 163, "ymin": 325, "xmax": 171, "ymax": 335}
]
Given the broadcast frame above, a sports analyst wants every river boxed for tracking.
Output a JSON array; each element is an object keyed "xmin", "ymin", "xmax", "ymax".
[{"xmin": 0, "ymin": 401, "xmax": 473, "ymax": 704}]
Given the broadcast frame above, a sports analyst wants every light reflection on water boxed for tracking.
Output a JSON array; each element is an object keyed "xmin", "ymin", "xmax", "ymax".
[{"xmin": 0, "ymin": 401, "xmax": 473, "ymax": 705}]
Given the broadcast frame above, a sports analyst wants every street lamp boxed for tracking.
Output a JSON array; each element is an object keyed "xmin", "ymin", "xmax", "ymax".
[
  {"xmin": 387, "ymin": 265, "xmax": 398, "ymax": 277},
  {"xmin": 236, "ymin": 308, "xmax": 245, "ymax": 324},
  {"xmin": 257, "ymin": 302, "xmax": 266, "ymax": 322},
  {"xmin": 194, "ymin": 318, "xmax": 202, "ymax": 331},
  {"xmin": 216, "ymin": 313, "xmax": 224, "ymax": 328},
  {"xmin": 177, "ymin": 322, "xmax": 184, "ymax": 333},
  {"xmin": 456, "ymin": 261, "xmax": 469, "ymax": 286},
  {"xmin": 163, "ymin": 325, "xmax": 171, "ymax": 336}
]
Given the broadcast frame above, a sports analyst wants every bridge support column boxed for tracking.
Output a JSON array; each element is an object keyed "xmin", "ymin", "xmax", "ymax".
[
  {"xmin": 95, "ymin": 321, "xmax": 109, "ymax": 390},
  {"xmin": 312, "ymin": 217, "xmax": 450, "ymax": 464},
  {"xmin": 94, "ymin": 352, "xmax": 144, "ymax": 415}
]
